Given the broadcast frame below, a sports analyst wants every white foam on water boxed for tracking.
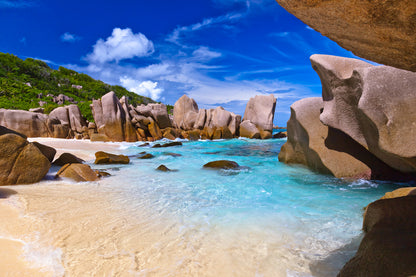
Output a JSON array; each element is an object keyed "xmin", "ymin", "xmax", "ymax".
[{"xmin": 21, "ymin": 235, "xmax": 65, "ymax": 277}]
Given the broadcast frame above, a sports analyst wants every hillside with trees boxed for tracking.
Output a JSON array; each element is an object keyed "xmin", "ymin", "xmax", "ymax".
[{"xmin": 0, "ymin": 53, "xmax": 158, "ymax": 121}]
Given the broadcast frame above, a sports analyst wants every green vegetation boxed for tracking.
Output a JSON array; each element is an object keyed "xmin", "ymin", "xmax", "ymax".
[{"xmin": 0, "ymin": 53, "xmax": 155, "ymax": 122}]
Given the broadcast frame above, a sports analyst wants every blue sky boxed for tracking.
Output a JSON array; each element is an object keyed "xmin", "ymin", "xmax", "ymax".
[{"xmin": 0, "ymin": 0, "xmax": 363, "ymax": 126}]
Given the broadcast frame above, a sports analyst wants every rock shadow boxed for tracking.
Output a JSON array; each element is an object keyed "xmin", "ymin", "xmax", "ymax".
[{"xmin": 0, "ymin": 188, "xmax": 17, "ymax": 199}]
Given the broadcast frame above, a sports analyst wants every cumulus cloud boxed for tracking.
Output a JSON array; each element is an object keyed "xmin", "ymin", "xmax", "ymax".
[
  {"xmin": 120, "ymin": 77, "xmax": 163, "ymax": 101},
  {"xmin": 86, "ymin": 28, "xmax": 154, "ymax": 64},
  {"xmin": 61, "ymin": 32, "xmax": 80, "ymax": 42}
]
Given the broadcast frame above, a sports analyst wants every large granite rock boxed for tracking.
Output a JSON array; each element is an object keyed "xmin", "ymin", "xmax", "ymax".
[
  {"xmin": 120, "ymin": 96, "xmax": 138, "ymax": 142},
  {"xmin": 0, "ymin": 133, "xmax": 50, "ymax": 185},
  {"xmin": 94, "ymin": 151, "xmax": 130, "ymax": 164},
  {"xmin": 92, "ymin": 91, "xmax": 137, "ymax": 142},
  {"xmin": 339, "ymin": 191, "xmax": 416, "ymax": 277},
  {"xmin": 149, "ymin": 103, "xmax": 172, "ymax": 129},
  {"xmin": 0, "ymin": 109, "xmax": 50, "ymax": 137},
  {"xmin": 312, "ymin": 54, "xmax": 416, "ymax": 173},
  {"xmin": 56, "ymin": 164, "xmax": 99, "ymax": 182},
  {"xmin": 278, "ymin": 97, "xmax": 372, "ymax": 178},
  {"xmin": 275, "ymin": 0, "xmax": 416, "ymax": 72},
  {"xmin": 243, "ymin": 94, "xmax": 276, "ymax": 132},
  {"xmin": 49, "ymin": 105, "xmax": 87, "ymax": 134},
  {"xmin": 173, "ymin": 95, "xmax": 199, "ymax": 130}
]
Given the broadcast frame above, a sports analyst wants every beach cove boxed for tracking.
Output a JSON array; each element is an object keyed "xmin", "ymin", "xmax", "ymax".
[{"xmin": 0, "ymin": 137, "xmax": 406, "ymax": 276}]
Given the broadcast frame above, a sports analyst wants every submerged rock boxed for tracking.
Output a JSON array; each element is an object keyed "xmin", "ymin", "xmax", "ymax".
[
  {"xmin": 156, "ymin": 165, "xmax": 174, "ymax": 172},
  {"xmin": 152, "ymin": 141, "xmax": 183, "ymax": 148},
  {"xmin": 138, "ymin": 153, "xmax": 155, "ymax": 159},
  {"xmin": 53, "ymin": 153, "xmax": 84, "ymax": 166},
  {"xmin": 56, "ymin": 164, "xmax": 99, "ymax": 182},
  {"xmin": 162, "ymin": 152, "xmax": 182, "ymax": 157},
  {"xmin": 95, "ymin": 151, "xmax": 130, "ymax": 164},
  {"xmin": 203, "ymin": 160, "xmax": 240, "ymax": 170},
  {"xmin": 0, "ymin": 133, "xmax": 50, "ymax": 185}
]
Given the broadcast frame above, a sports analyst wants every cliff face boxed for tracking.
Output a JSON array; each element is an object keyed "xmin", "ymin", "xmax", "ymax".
[{"xmin": 275, "ymin": 0, "xmax": 416, "ymax": 72}]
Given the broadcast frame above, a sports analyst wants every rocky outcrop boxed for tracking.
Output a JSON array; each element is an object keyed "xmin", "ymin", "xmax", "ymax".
[
  {"xmin": 278, "ymin": 97, "xmax": 375, "ymax": 178},
  {"xmin": 56, "ymin": 164, "xmax": 99, "ymax": 182},
  {"xmin": 312, "ymin": 54, "xmax": 416, "ymax": 174},
  {"xmin": 0, "ymin": 109, "xmax": 50, "ymax": 137},
  {"xmin": 173, "ymin": 95, "xmax": 199, "ymax": 130},
  {"xmin": 49, "ymin": 104, "xmax": 88, "ymax": 138},
  {"xmin": 0, "ymin": 133, "xmax": 50, "ymax": 185},
  {"xmin": 92, "ymin": 91, "xmax": 137, "ymax": 142},
  {"xmin": 203, "ymin": 160, "xmax": 240, "ymax": 170},
  {"xmin": 280, "ymin": 55, "xmax": 416, "ymax": 180},
  {"xmin": 241, "ymin": 95, "xmax": 276, "ymax": 139},
  {"xmin": 339, "ymin": 189, "xmax": 416, "ymax": 277},
  {"xmin": 275, "ymin": 0, "xmax": 416, "ymax": 72},
  {"xmin": 52, "ymin": 153, "xmax": 84, "ymax": 166},
  {"xmin": 94, "ymin": 151, "xmax": 130, "ymax": 164},
  {"xmin": 32, "ymin": 142, "xmax": 56, "ymax": 162}
]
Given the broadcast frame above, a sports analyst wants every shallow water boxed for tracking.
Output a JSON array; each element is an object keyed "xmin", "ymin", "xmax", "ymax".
[{"xmin": 4, "ymin": 138, "xmax": 408, "ymax": 276}]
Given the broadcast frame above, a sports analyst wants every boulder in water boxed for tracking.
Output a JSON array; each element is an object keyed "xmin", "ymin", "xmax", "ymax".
[
  {"xmin": 95, "ymin": 151, "xmax": 130, "ymax": 164},
  {"xmin": 56, "ymin": 164, "xmax": 99, "ymax": 182},
  {"xmin": 203, "ymin": 160, "xmax": 240, "ymax": 170}
]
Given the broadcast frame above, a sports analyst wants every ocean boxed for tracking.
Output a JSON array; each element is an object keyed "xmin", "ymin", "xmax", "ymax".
[{"xmin": 5, "ymin": 136, "xmax": 407, "ymax": 276}]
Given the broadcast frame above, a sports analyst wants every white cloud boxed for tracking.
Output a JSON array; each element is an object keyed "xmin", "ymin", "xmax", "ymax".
[
  {"xmin": 167, "ymin": 12, "xmax": 244, "ymax": 45},
  {"xmin": 86, "ymin": 28, "xmax": 154, "ymax": 64},
  {"xmin": 120, "ymin": 77, "xmax": 163, "ymax": 101},
  {"xmin": 61, "ymin": 32, "xmax": 80, "ymax": 42},
  {"xmin": 192, "ymin": 46, "xmax": 222, "ymax": 61}
]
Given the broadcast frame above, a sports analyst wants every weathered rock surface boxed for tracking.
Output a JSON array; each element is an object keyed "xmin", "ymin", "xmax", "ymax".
[
  {"xmin": 0, "ymin": 133, "xmax": 50, "ymax": 185},
  {"xmin": 49, "ymin": 105, "xmax": 87, "ymax": 134},
  {"xmin": 152, "ymin": 141, "xmax": 182, "ymax": 148},
  {"xmin": 203, "ymin": 160, "xmax": 240, "ymax": 170},
  {"xmin": 0, "ymin": 109, "xmax": 50, "ymax": 137},
  {"xmin": 92, "ymin": 91, "xmax": 137, "ymax": 142},
  {"xmin": 52, "ymin": 153, "xmax": 84, "ymax": 166},
  {"xmin": 32, "ymin": 142, "xmax": 56, "ymax": 162},
  {"xmin": 312, "ymin": 54, "xmax": 416, "ymax": 173},
  {"xmin": 138, "ymin": 153, "xmax": 155, "ymax": 159},
  {"xmin": 278, "ymin": 97, "xmax": 372, "ymax": 178},
  {"xmin": 275, "ymin": 0, "xmax": 416, "ymax": 72},
  {"xmin": 339, "ymin": 191, "xmax": 416, "ymax": 277},
  {"xmin": 156, "ymin": 165, "xmax": 172, "ymax": 172},
  {"xmin": 239, "ymin": 120, "xmax": 260, "ymax": 139},
  {"xmin": 56, "ymin": 164, "xmax": 99, "ymax": 182},
  {"xmin": 243, "ymin": 94, "xmax": 276, "ymax": 132},
  {"xmin": 173, "ymin": 95, "xmax": 199, "ymax": 130},
  {"xmin": 94, "ymin": 151, "xmax": 130, "ymax": 164}
]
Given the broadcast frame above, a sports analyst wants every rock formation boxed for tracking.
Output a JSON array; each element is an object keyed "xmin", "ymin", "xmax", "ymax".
[
  {"xmin": 56, "ymin": 164, "xmax": 99, "ymax": 182},
  {"xmin": 0, "ymin": 109, "xmax": 50, "ymax": 137},
  {"xmin": 311, "ymin": 54, "xmax": 416, "ymax": 173},
  {"xmin": 0, "ymin": 132, "xmax": 50, "ymax": 185},
  {"xmin": 173, "ymin": 95, "xmax": 199, "ymax": 130},
  {"xmin": 278, "ymin": 97, "xmax": 372, "ymax": 178},
  {"xmin": 94, "ymin": 151, "xmax": 130, "ymax": 164},
  {"xmin": 338, "ymin": 189, "xmax": 416, "ymax": 277},
  {"xmin": 241, "ymin": 94, "xmax": 276, "ymax": 139},
  {"xmin": 275, "ymin": 0, "xmax": 416, "ymax": 72},
  {"xmin": 280, "ymin": 55, "xmax": 416, "ymax": 180},
  {"xmin": 92, "ymin": 91, "xmax": 137, "ymax": 142}
]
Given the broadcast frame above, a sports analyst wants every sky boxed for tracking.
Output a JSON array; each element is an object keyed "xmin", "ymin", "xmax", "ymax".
[{"xmin": 0, "ymin": 0, "xmax": 366, "ymax": 126}]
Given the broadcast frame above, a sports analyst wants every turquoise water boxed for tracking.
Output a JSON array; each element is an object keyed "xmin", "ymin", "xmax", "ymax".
[{"xmin": 93, "ymin": 138, "xmax": 404, "ymax": 276}]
